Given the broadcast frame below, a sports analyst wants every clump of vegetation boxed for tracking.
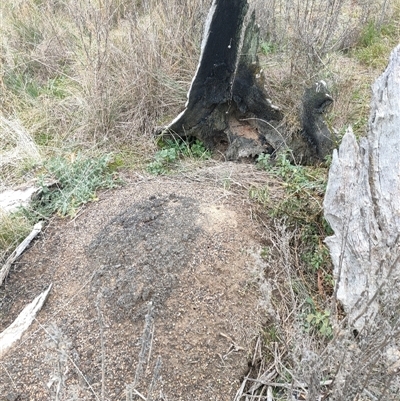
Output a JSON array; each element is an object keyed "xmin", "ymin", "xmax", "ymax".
[
  {"xmin": 257, "ymin": 0, "xmax": 400, "ymax": 139},
  {"xmin": 256, "ymin": 153, "xmax": 327, "ymax": 222},
  {"xmin": 306, "ymin": 308, "xmax": 333, "ymax": 338},
  {"xmin": 354, "ymin": 17, "xmax": 400, "ymax": 68},
  {"xmin": 27, "ymin": 154, "xmax": 121, "ymax": 219},
  {"xmin": 147, "ymin": 138, "xmax": 211, "ymax": 175},
  {"xmin": 0, "ymin": 0, "xmax": 207, "ymax": 155},
  {"xmin": 0, "ymin": 153, "xmax": 120, "ymax": 261},
  {"xmin": 243, "ymin": 103, "xmax": 400, "ymax": 399},
  {"xmin": 255, "ymin": 152, "xmax": 333, "ymax": 299}
]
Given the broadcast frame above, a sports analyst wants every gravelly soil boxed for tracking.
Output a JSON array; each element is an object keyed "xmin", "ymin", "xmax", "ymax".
[{"xmin": 0, "ymin": 163, "xmax": 274, "ymax": 401}]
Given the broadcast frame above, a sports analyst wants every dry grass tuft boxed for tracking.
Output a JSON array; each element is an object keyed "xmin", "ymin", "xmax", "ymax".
[
  {"xmin": 0, "ymin": 0, "xmax": 209, "ymax": 156},
  {"xmin": 236, "ymin": 218, "xmax": 400, "ymax": 400},
  {"xmin": 0, "ymin": 116, "xmax": 42, "ymax": 189},
  {"xmin": 253, "ymin": 0, "xmax": 400, "ymax": 138},
  {"xmin": 1, "ymin": 0, "xmax": 398, "ymax": 173},
  {"xmin": 0, "ymin": 209, "xmax": 32, "ymax": 264}
]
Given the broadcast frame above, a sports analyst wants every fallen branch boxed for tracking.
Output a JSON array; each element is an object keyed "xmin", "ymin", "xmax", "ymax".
[
  {"xmin": 0, "ymin": 283, "xmax": 52, "ymax": 358},
  {"xmin": 0, "ymin": 221, "xmax": 43, "ymax": 286}
]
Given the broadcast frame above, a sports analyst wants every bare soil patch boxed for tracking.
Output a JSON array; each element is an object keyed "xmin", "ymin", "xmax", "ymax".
[{"xmin": 0, "ymin": 163, "xmax": 275, "ymax": 401}]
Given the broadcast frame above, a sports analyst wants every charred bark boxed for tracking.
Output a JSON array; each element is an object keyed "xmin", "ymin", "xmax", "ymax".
[{"xmin": 156, "ymin": 0, "xmax": 335, "ymax": 163}]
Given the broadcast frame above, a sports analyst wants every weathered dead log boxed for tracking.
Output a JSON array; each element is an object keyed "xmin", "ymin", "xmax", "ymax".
[
  {"xmin": 0, "ymin": 284, "xmax": 52, "ymax": 358},
  {"xmin": 324, "ymin": 45, "xmax": 400, "ymax": 330},
  {"xmin": 0, "ymin": 222, "xmax": 43, "ymax": 287},
  {"xmin": 157, "ymin": 0, "xmax": 335, "ymax": 163}
]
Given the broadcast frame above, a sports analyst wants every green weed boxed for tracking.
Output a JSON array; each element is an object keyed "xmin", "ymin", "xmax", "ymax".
[
  {"xmin": 302, "ymin": 245, "xmax": 331, "ymax": 273},
  {"xmin": 6, "ymin": 72, "xmax": 39, "ymax": 98},
  {"xmin": 301, "ymin": 297, "xmax": 333, "ymax": 338},
  {"xmin": 147, "ymin": 138, "xmax": 211, "ymax": 175},
  {"xmin": 249, "ymin": 186, "xmax": 269, "ymax": 206},
  {"xmin": 12, "ymin": 70, "xmax": 67, "ymax": 94},
  {"xmin": 260, "ymin": 41, "xmax": 277, "ymax": 55},
  {"xmin": 255, "ymin": 153, "xmax": 271, "ymax": 170},
  {"xmin": 262, "ymin": 325, "xmax": 279, "ymax": 345},
  {"xmin": 147, "ymin": 147, "xmax": 179, "ymax": 175},
  {"xmin": 189, "ymin": 139, "xmax": 212, "ymax": 159},
  {"xmin": 302, "ymin": 244, "xmax": 333, "ymax": 292},
  {"xmin": 306, "ymin": 309, "xmax": 333, "ymax": 338},
  {"xmin": 256, "ymin": 152, "xmax": 334, "ymax": 336},
  {"xmin": 359, "ymin": 20, "xmax": 380, "ymax": 48},
  {"xmin": 257, "ymin": 152, "xmax": 327, "ymax": 225},
  {"xmin": 260, "ymin": 247, "xmax": 269, "ymax": 260},
  {"xmin": 11, "ymin": 14, "xmax": 43, "ymax": 50},
  {"xmin": 27, "ymin": 154, "xmax": 121, "ymax": 218}
]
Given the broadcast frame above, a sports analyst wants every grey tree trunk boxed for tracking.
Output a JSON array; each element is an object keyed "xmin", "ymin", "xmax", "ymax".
[
  {"xmin": 324, "ymin": 45, "xmax": 400, "ymax": 331},
  {"xmin": 156, "ymin": 0, "xmax": 335, "ymax": 164}
]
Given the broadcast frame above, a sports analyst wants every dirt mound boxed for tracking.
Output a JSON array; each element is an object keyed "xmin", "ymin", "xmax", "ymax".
[{"xmin": 0, "ymin": 163, "xmax": 272, "ymax": 401}]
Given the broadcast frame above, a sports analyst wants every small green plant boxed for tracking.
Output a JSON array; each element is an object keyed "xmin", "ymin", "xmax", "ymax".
[
  {"xmin": 262, "ymin": 325, "xmax": 279, "ymax": 345},
  {"xmin": 358, "ymin": 20, "xmax": 380, "ymax": 48},
  {"xmin": 147, "ymin": 138, "xmax": 210, "ymax": 175},
  {"xmin": 27, "ymin": 154, "xmax": 121, "ymax": 218},
  {"xmin": 256, "ymin": 153, "xmax": 271, "ymax": 170},
  {"xmin": 260, "ymin": 41, "xmax": 277, "ymax": 55},
  {"xmin": 302, "ymin": 245, "xmax": 330, "ymax": 273},
  {"xmin": 4, "ymin": 70, "xmax": 70, "ymax": 102},
  {"xmin": 257, "ymin": 152, "xmax": 327, "ymax": 224},
  {"xmin": 249, "ymin": 186, "xmax": 269, "ymax": 206},
  {"xmin": 147, "ymin": 147, "xmax": 179, "ymax": 175},
  {"xmin": 222, "ymin": 177, "xmax": 232, "ymax": 191},
  {"xmin": 260, "ymin": 247, "xmax": 269, "ymax": 259},
  {"xmin": 189, "ymin": 139, "xmax": 211, "ymax": 159},
  {"xmin": 256, "ymin": 152, "xmax": 334, "ymax": 341},
  {"xmin": 306, "ymin": 309, "xmax": 333, "ymax": 338},
  {"xmin": 302, "ymin": 244, "xmax": 334, "ymax": 297}
]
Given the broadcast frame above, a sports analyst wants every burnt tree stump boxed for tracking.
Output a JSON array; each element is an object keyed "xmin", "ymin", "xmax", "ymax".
[{"xmin": 156, "ymin": 0, "xmax": 335, "ymax": 163}]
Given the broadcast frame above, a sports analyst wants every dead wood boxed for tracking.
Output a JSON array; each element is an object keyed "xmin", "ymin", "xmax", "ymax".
[
  {"xmin": 156, "ymin": 0, "xmax": 335, "ymax": 164},
  {"xmin": 0, "ymin": 222, "xmax": 43, "ymax": 287},
  {"xmin": 324, "ymin": 44, "xmax": 400, "ymax": 330},
  {"xmin": 0, "ymin": 284, "xmax": 52, "ymax": 358}
]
